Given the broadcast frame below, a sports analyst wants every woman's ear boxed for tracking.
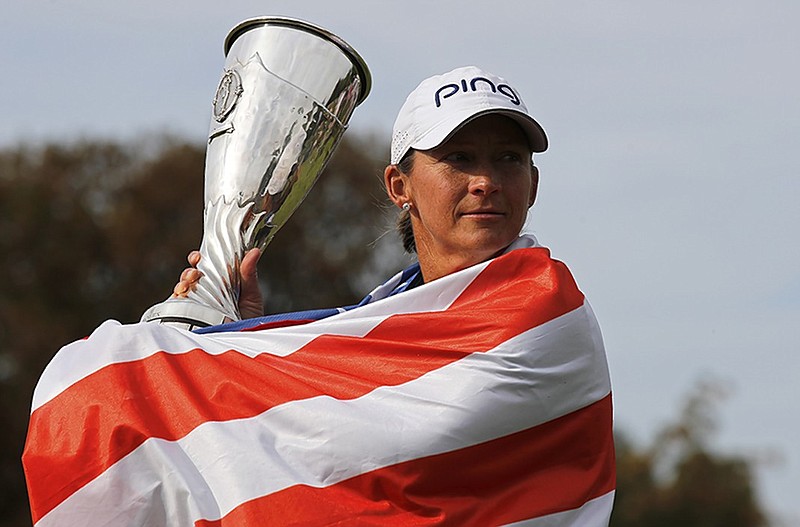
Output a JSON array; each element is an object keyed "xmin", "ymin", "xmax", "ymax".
[
  {"xmin": 528, "ymin": 165, "xmax": 540, "ymax": 208},
  {"xmin": 384, "ymin": 164, "xmax": 409, "ymax": 208}
]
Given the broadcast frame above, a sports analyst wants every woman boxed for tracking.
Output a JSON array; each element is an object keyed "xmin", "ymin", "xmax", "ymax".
[
  {"xmin": 175, "ymin": 65, "xmax": 548, "ymax": 319},
  {"xmin": 24, "ymin": 66, "xmax": 614, "ymax": 526}
]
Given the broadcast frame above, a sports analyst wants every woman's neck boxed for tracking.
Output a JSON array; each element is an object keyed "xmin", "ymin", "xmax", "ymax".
[{"xmin": 416, "ymin": 246, "xmax": 506, "ymax": 283}]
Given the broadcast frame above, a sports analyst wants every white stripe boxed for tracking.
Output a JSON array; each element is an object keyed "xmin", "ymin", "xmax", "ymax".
[
  {"xmin": 31, "ymin": 260, "xmax": 484, "ymax": 411},
  {"xmin": 37, "ymin": 301, "xmax": 610, "ymax": 527},
  {"xmin": 502, "ymin": 491, "xmax": 615, "ymax": 527}
]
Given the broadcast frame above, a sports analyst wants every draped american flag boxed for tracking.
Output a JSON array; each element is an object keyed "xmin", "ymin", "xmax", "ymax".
[{"xmin": 23, "ymin": 237, "xmax": 615, "ymax": 526}]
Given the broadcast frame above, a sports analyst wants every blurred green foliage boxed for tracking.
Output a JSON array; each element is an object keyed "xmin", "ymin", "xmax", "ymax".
[
  {"xmin": 0, "ymin": 137, "xmax": 770, "ymax": 526},
  {"xmin": 611, "ymin": 380, "xmax": 768, "ymax": 526}
]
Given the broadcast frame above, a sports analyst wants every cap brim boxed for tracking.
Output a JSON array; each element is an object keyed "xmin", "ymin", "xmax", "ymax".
[{"xmin": 411, "ymin": 108, "xmax": 548, "ymax": 154}]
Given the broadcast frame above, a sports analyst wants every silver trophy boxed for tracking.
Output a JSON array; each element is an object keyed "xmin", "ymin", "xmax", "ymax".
[{"xmin": 142, "ymin": 17, "xmax": 371, "ymax": 329}]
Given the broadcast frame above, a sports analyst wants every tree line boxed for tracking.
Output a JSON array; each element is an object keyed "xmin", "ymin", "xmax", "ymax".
[{"xmin": 0, "ymin": 136, "xmax": 769, "ymax": 526}]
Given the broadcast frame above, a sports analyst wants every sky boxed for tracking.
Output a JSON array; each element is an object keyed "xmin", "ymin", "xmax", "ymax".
[{"xmin": 3, "ymin": 0, "xmax": 798, "ymax": 523}]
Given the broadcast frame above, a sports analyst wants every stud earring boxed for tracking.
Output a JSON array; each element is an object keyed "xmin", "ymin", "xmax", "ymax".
[{"xmin": 402, "ymin": 202, "xmax": 411, "ymax": 212}]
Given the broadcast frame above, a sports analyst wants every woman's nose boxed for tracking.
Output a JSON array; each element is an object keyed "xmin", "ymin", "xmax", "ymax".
[{"xmin": 468, "ymin": 169, "xmax": 500, "ymax": 195}]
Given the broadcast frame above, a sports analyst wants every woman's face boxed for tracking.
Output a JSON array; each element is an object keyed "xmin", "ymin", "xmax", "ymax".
[{"xmin": 387, "ymin": 114, "xmax": 538, "ymax": 281}]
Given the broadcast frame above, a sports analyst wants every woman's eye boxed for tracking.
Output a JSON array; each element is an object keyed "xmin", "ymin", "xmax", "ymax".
[
  {"xmin": 500, "ymin": 152, "xmax": 524, "ymax": 162},
  {"xmin": 444, "ymin": 152, "xmax": 469, "ymax": 162}
]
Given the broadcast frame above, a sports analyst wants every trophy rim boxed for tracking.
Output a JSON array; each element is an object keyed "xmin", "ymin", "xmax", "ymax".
[{"xmin": 223, "ymin": 16, "xmax": 372, "ymax": 106}]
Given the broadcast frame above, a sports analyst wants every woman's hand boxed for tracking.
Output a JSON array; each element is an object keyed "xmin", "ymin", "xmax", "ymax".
[
  {"xmin": 171, "ymin": 251, "xmax": 204, "ymax": 298},
  {"xmin": 236, "ymin": 248, "xmax": 265, "ymax": 319},
  {"xmin": 172, "ymin": 248, "xmax": 265, "ymax": 320}
]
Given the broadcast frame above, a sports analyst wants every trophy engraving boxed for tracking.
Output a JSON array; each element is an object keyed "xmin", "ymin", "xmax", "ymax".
[
  {"xmin": 212, "ymin": 69, "xmax": 243, "ymax": 123},
  {"xmin": 142, "ymin": 17, "xmax": 371, "ymax": 329}
]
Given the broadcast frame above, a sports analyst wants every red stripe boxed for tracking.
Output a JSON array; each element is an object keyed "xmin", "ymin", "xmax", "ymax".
[
  {"xmin": 24, "ymin": 248, "xmax": 585, "ymax": 522},
  {"xmin": 197, "ymin": 394, "xmax": 615, "ymax": 526}
]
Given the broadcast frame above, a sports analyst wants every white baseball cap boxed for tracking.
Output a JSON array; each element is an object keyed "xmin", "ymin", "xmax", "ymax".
[{"xmin": 390, "ymin": 65, "xmax": 548, "ymax": 164}]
